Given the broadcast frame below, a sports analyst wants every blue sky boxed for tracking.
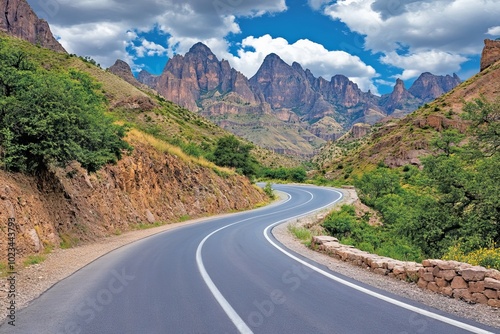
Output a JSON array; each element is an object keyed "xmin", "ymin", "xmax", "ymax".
[{"xmin": 29, "ymin": 0, "xmax": 500, "ymax": 95}]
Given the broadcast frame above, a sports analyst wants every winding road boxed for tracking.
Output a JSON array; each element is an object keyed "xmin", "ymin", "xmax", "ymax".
[{"xmin": 2, "ymin": 184, "xmax": 497, "ymax": 333}]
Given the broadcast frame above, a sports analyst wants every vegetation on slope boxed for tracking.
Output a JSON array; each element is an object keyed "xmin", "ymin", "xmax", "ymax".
[
  {"xmin": 321, "ymin": 98, "xmax": 500, "ymax": 269},
  {"xmin": 0, "ymin": 39, "xmax": 130, "ymax": 173},
  {"xmin": 0, "ymin": 34, "xmax": 300, "ymax": 179}
]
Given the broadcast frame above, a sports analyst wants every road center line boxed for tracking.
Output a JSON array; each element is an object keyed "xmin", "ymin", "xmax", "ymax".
[{"xmin": 263, "ymin": 188, "xmax": 494, "ymax": 334}]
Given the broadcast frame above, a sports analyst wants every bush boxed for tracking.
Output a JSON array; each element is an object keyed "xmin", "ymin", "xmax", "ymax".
[
  {"xmin": 260, "ymin": 167, "xmax": 307, "ymax": 182},
  {"xmin": 263, "ymin": 182, "xmax": 275, "ymax": 199},
  {"xmin": 322, "ymin": 205, "xmax": 357, "ymax": 237},
  {"xmin": 211, "ymin": 135, "xmax": 258, "ymax": 177},
  {"xmin": 0, "ymin": 46, "xmax": 130, "ymax": 173},
  {"xmin": 443, "ymin": 244, "xmax": 500, "ymax": 270}
]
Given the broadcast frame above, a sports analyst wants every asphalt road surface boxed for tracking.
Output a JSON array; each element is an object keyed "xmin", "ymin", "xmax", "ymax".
[{"xmin": 2, "ymin": 185, "xmax": 498, "ymax": 334}]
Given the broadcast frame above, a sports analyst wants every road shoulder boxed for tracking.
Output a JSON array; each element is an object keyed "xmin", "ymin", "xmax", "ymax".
[{"xmin": 271, "ymin": 187, "xmax": 500, "ymax": 329}]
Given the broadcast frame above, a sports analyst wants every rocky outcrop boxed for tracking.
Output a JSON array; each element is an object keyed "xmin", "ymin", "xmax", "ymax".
[
  {"xmin": 0, "ymin": 140, "xmax": 267, "ymax": 261},
  {"xmin": 0, "ymin": 0, "xmax": 65, "ymax": 53},
  {"xmin": 408, "ymin": 72, "xmax": 461, "ymax": 102},
  {"xmin": 480, "ymin": 39, "xmax": 500, "ymax": 72},
  {"xmin": 380, "ymin": 79, "xmax": 418, "ymax": 115},
  {"xmin": 108, "ymin": 60, "xmax": 144, "ymax": 89},
  {"xmin": 312, "ymin": 236, "xmax": 500, "ymax": 308},
  {"xmin": 350, "ymin": 123, "xmax": 371, "ymax": 139},
  {"xmin": 140, "ymin": 42, "xmax": 259, "ymax": 112}
]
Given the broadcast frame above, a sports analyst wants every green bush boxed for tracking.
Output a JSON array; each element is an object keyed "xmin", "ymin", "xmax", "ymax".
[
  {"xmin": 0, "ymin": 45, "xmax": 130, "ymax": 173},
  {"xmin": 260, "ymin": 167, "xmax": 307, "ymax": 182},
  {"xmin": 211, "ymin": 135, "xmax": 258, "ymax": 177}
]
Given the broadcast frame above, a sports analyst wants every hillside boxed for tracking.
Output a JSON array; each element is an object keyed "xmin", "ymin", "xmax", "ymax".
[
  {"xmin": 310, "ymin": 40, "xmax": 499, "ymax": 272},
  {"xmin": 0, "ymin": 33, "xmax": 271, "ymax": 262},
  {"xmin": 315, "ymin": 39, "xmax": 500, "ymax": 179},
  {"xmin": 135, "ymin": 43, "xmax": 461, "ymax": 157}
]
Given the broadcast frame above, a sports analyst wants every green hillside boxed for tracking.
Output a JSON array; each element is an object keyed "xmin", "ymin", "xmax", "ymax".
[
  {"xmin": 312, "ymin": 59, "xmax": 500, "ymax": 268},
  {"xmin": 0, "ymin": 33, "xmax": 299, "ymax": 175}
]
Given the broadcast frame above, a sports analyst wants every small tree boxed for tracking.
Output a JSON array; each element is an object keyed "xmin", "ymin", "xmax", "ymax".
[
  {"xmin": 212, "ymin": 135, "xmax": 257, "ymax": 176},
  {"xmin": 0, "ymin": 47, "xmax": 129, "ymax": 173}
]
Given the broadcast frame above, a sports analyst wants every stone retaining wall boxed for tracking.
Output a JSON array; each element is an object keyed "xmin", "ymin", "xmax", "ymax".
[{"xmin": 312, "ymin": 236, "xmax": 500, "ymax": 308}]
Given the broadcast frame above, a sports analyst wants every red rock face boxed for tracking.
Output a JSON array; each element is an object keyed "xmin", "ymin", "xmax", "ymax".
[
  {"xmin": 0, "ymin": 0, "xmax": 65, "ymax": 53},
  {"xmin": 141, "ymin": 43, "xmax": 258, "ymax": 112},
  {"xmin": 480, "ymin": 39, "xmax": 500, "ymax": 72},
  {"xmin": 136, "ymin": 43, "xmax": 462, "ymax": 154},
  {"xmin": 408, "ymin": 72, "xmax": 461, "ymax": 102}
]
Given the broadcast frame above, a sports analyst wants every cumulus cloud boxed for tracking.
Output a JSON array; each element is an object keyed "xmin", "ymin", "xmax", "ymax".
[
  {"xmin": 487, "ymin": 26, "xmax": 500, "ymax": 36},
  {"xmin": 222, "ymin": 35, "xmax": 378, "ymax": 92},
  {"xmin": 381, "ymin": 51, "xmax": 467, "ymax": 80},
  {"xmin": 320, "ymin": 0, "xmax": 500, "ymax": 79},
  {"xmin": 27, "ymin": 0, "xmax": 287, "ymax": 68}
]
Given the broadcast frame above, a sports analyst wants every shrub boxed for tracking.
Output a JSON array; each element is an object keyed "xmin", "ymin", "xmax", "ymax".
[
  {"xmin": 0, "ymin": 46, "xmax": 130, "ymax": 173},
  {"xmin": 443, "ymin": 244, "xmax": 500, "ymax": 270}
]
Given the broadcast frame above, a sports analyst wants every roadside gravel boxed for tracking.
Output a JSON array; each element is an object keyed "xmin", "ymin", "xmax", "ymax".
[{"xmin": 1, "ymin": 187, "xmax": 499, "ymax": 330}]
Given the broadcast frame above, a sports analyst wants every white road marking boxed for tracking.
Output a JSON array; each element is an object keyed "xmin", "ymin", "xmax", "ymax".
[
  {"xmin": 263, "ymin": 187, "xmax": 495, "ymax": 334},
  {"xmin": 195, "ymin": 191, "xmax": 297, "ymax": 334},
  {"xmin": 196, "ymin": 226, "xmax": 254, "ymax": 334}
]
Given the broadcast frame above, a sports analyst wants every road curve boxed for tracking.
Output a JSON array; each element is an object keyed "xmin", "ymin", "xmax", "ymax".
[{"xmin": 2, "ymin": 184, "xmax": 497, "ymax": 334}]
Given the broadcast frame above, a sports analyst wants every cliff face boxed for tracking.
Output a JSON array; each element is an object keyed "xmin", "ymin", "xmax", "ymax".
[
  {"xmin": 480, "ymin": 39, "xmax": 500, "ymax": 72},
  {"xmin": 0, "ymin": 0, "xmax": 65, "ymax": 53},
  {"xmin": 0, "ymin": 139, "xmax": 266, "ymax": 260},
  {"xmin": 408, "ymin": 72, "xmax": 461, "ymax": 102},
  {"xmin": 141, "ymin": 43, "xmax": 259, "ymax": 112}
]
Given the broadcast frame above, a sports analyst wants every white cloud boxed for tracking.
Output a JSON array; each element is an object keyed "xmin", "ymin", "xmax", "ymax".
[
  {"xmin": 487, "ymin": 26, "xmax": 500, "ymax": 36},
  {"xmin": 130, "ymin": 39, "xmax": 169, "ymax": 58},
  {"xmin": 220, "ymin": 35, "xmax": 378, "ymax": 92},
  {"xmin": 307, "ymin": 0, "xmax": 332, "ymax": 10},
  {"xmin": 320, "ymin": 0, "xmax": 500, "ymax": 79},
  {"xmin": 381, "ymin": 51, "xmax": 467, "ymax": 80},
  {"xmin": 27, "ymin": 0, "xmax": 287, "ymax": 68}
]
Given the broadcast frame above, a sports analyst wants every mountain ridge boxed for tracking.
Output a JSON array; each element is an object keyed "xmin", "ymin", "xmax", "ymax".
[
  {"xmin": 133, "ymin": 43, "xmax": 461, "ymax": 156},
  {"xmin": 314, "ymin": 39, "xmax": 500, "ymax": 178}
]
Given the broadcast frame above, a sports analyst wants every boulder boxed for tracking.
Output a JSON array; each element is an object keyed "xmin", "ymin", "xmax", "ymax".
[
  {"xmin": 484, "ymin": 278, "xmax": 500, "ymax": 291},
  {"xmin": 450, "ymin": 276, "xmax": 468, "ymax": 289}
]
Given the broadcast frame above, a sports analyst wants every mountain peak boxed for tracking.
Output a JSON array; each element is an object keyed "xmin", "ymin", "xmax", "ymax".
[
  {"xmin": 262, "ymin": 53, "xmax": 286, "ymax": 65},
  {"xmin": 108, "ymin": 59, "xmax": 143, "ymax": 88},
  {"xmin": 409, "ymin": 72, "xmax": 461, "ymax": 101},
  {"xmin": 189, "ymin": 42, "xmax": 213, "ymax": 54},
  {"xmin": 0, "ymin": 0, "xmax": 66, "ymax": 53},
  {"xmin": 394, "ymin": 78, "xmax": 405, "ymax": 88}
]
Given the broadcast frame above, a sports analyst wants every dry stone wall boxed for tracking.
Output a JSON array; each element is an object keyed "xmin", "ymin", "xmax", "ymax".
[{"xmin": 312, "ymin": 236, "xmax": 500, "ymax": 308}]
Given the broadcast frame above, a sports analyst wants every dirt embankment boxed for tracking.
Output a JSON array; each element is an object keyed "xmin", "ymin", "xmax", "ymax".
[{"xmin": 0, "ymin": 139, "xmax": 266, "ymax": 263}]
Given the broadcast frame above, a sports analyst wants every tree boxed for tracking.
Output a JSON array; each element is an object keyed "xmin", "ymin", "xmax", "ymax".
[
  {"xmin": 430, "ymin": 129, "xmax": 465, "ymax": 157},
  {"xmin": 462, "ymin": 97, "xmax": 500, "ymax": 157},
  {"xmin": 212, "ymin": 135, "xmax": 257, "ymax": 176},
  {"xmin": 0, "ymin": 46, "xmax": 130, "ymax": 173}
]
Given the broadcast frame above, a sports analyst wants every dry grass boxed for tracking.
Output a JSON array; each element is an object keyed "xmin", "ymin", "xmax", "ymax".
[{"xmin": 126, "ymin": 129, "xmax": 235, "ymax": 175}]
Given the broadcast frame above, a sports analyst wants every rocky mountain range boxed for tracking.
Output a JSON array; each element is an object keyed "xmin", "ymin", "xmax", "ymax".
[
  {"xmin": 0, "ymin": 0, "xmax": 65, "ymax": 53},
  {"xmin": 315, "ymin": 39, "xmax": 500, "ymax": 177},
  {"xmin": 131, "ymin": 43, "xmax": 461, "ymax": 156}
]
